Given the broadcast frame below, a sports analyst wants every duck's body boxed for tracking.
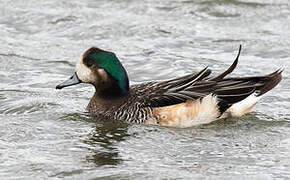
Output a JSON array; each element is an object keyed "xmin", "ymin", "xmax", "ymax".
[{"xmin": 56, "ymin": 46, "xmax": 282, "ymax": 128}]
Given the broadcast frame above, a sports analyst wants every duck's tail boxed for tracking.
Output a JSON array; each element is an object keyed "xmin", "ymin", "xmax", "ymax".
[
  {"xmin": 255, "ymin": 69, "xmax": 283, "ymax": 96},
  {"xmin": 219, "ymin": 69, "xmax": 283, "ymax": 118},
  {"xmin": 206, "ymin": 45, "xmax": 283, "ymax": 118}
]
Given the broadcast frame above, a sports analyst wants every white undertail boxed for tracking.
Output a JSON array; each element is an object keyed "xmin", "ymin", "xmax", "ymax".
[{"xmin": 224, "ymin": 92, "xmax": 261, "ymax": 118}]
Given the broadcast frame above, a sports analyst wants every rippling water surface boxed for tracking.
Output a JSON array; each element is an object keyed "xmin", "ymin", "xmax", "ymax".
[{"xmin": 1, "ymin": 0, "xmax": 290, "ymax": 179}]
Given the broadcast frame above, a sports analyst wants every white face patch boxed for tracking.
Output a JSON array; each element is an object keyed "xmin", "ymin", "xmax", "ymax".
[{"xmin": 75, "ymin": 58, "xmax": 95, "ymax": 83}]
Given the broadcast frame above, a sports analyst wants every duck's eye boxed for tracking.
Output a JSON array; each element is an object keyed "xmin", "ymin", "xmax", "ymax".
[{"xmin": 85, "ymin": 58, "xmax": 94, "ymax": 67}]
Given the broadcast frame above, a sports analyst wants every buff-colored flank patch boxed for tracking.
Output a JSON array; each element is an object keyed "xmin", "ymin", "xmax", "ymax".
[
  {"xmin": 152, "ymin": 94, "xmax": 220, "ymax": 128},
  {"xmin": 147, "ymin": 93, "xmax": 262, "ymax": 128}
]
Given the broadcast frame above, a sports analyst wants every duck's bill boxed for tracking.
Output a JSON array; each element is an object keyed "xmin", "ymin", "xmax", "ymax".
[{"xmin": 56, "ymin": 72, "xmax": 81, "ymax": 89}]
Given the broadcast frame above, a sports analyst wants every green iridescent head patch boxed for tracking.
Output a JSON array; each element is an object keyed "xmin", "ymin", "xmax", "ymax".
[{"xmin": 84, "ymin": 47, "xmax": 129, "ymax": 94}]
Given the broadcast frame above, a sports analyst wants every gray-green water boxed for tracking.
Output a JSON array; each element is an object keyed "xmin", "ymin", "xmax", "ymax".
[{"xmin": 1, "ymin": 0, "xmax": 290, "ymax": 179}]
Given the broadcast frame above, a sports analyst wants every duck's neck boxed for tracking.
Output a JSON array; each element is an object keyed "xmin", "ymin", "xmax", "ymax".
[
  {"xmin": 87, "ymin": 87, "xmax": 130, "ymax": 114},
  {"xmin": 97, "ymin": 83, "xmax": 129, "ymax": 99},
  {"xmin": 87, "ymin": 73, "xmax": 130, "ymax": 114}
]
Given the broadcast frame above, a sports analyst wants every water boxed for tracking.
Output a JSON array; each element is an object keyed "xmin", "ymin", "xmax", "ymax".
[{"xmin": 0, "ymin": 0, "xmax": 290, "ymax": 179}]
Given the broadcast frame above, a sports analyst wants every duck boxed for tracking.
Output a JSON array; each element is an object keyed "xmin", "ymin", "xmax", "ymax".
[{"xmin": 56, "ymin": 45, "xmax": 282, "ymax": 128}]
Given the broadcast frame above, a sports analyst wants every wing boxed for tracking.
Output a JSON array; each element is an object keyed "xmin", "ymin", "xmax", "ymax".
[
  {"xmin": 134, "ymin": 45, "xmax": 282, "ymax": 114},
  {"xmin": 138, "ymin": 66, "xmax": 213, "ymax": 107},
  {"xmin": 136, "ymin": 46, "xmax": 248, "ymax": 110}
]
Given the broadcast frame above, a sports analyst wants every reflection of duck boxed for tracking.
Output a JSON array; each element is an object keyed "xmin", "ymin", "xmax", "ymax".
[
  {"xmin": 56, "ymin": 45, "xmax": 282, "ymax": 128},
  {"xmin": 83, "ymin": 118, "xmax": 129, "ymax": 166}
]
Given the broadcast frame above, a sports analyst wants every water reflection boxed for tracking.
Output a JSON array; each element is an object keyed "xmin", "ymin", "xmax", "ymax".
[
  {"xmin": 83, "ymin": 117, "xmax": 130, "ymax": 166},
  {"xmin": 59, "ymin": 113, "xmax": 130, "ymax": 166}
]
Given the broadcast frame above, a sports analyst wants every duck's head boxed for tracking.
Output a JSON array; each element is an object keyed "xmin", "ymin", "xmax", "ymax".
[{"xmin": 56, "ymin": 47, "xmax": 129, "ymax": 96}]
